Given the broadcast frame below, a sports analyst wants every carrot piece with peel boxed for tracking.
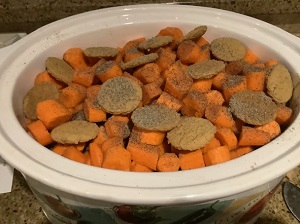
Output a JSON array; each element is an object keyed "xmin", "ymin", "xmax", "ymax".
[
  {"xmin": 230, "ymin": 146, "xmax": 253, "ymax": 159},
  {"xmin": 130, "ymin": 161, "xmax": 153, "ymax": 172},
  {"xmin": 62, "ymin": 146, "xmax": 86, "ymax": 164},
  {"xmin": 177, "ymin": 40, "xmax": 202, "ymax": 64},
  {"xmin": 157, "ymin": 153, "xmax": 180, "ymax": 172},
  {"xmin": 124, "ymin": 47, "xmax": 144, "ymax": 62},
  {"xmin": 189, "ymin": 78, "xmax": 213, "ymax": 93},
  {"xmin": 156, "ymin": 47, "xmax": 176, "ymax": 72},
  {"xmin": 255, "ymin": 120, "xmax": 281, "ymax": 140},
  {"xmin": 195, "ymin": 37, "xmax": 209, "ymax": 47},
  {"xmin": 205, "ymin": 104, "xmax": 235, "ymax": 129},
  {"xmin": 27, "ymin": 120, "xmax": 53, "ymax": 146},
  {"xmin": 121, "ymin": 37, "xmax": 146, "ymax": 56},
  {"xmin": 34, "ymin": 71, "xmax": 65, "ymax": 89},
  {"xmin": 127, "ymin": 141, "xmax": 160, "ymax": 170},
  {"xmin": 83, "ymin": 98, "xmax": 106, "ymax": 123},
  {"xmin": 156, "ymin": 27, "xmax": 183, "ymax": 49},
  {"xmin": 203, "ymin": 146, "xmax": 231, "ymax": 166},
  {"xmin": 205, "ymin": 90, "xmax": 225, "ymax": 106},
  {"xmin": 36, "ymin": 99, "xmax": 72, "ymax": 130},
  {"xmin": 215, "ymin": 127, "xmax": 238, "ymax": 151},
  {"xmin": 89, "ymin": 142, "xmax": 104, "ymax": 167},
  {"xmin": 238, "ymin": 126, "xmax": 271, "ymax": 146},
  {"xmin": 63, "ymin": 48, "xmax": 88, "ymax": 70},
  {"xmin": 275, "ymin": 105, "xmax": 293, "ymax": 126},
  {"xmin": 243, "ymin": 49, "xmax": 258, "ymax": 64},
  {"xmin": 102, "ymin": 146, "xmax": 131, "ymax": 171},
  {"xmin": 179, "ymin": 149, "xmax": 205, "ymax": 170}
]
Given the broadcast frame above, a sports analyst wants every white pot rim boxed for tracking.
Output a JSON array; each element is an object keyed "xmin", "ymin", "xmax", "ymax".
[{"xmin": 0, "ymin": 4, "xmax": 300, "ymax": 205}]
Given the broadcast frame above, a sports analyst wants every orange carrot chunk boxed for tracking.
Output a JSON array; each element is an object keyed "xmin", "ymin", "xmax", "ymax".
[
  {"xmin": 36, "ymin": 99, "xmax": 72, "ymax": 130},
  {"xmin": 244, "ymin": 71, "xmax": 266, "ymax": 91},
  {"xmin": 101, "ymin": 137, "xmax": 124, "ymax": 152},
  {"xmin": 52, "ymin": 144, "xmax": 67, "ymax": 155},
  {"xmin": 142, "ymin": 83, "xmax": 162, "ymax": 105},
  {"xmin": 243, "ymin": 49, "xmax": 259, "ymax": 64},
  {"xmin": 156, "ymin": 47, "xmax": 176, "ymax": 72},
  {"xmin": 204, "ymin": 90, "xmax": 225, "ymax": 106},
  {"xmin": 92, "ymin": 125, "xmax": 109, "ymax": 145},
  {"xmin": 203, "ymin": 146, "xmax": 231, "ymax": 166},
  {"xmin": 72, "ymin": 67, "xmax": 95, "ymax": 87},
  {"xmin": 155, "ymin": 91, "xmax": 183, "ymax": 111},
  {"xmin": 34, "ymin": 70, "xmax": 65, "ymax": 89},
  {"xmin": 63, "ymin": 48, "xmax": 88, "ymax": 70},
  {"xmin": 102, "ymin": 146, "xmax": 131, "ymax": 171},
  {"xmin": 27, "ymin": 120, "xmax": 53, "ymax": 146},
  {"xmin": 89, "ymin": 142, "xmax": 104, "ymax": 167},
  {"xmin": 130, "ymin": 161, "xmax": 153, "ymax": 172},
  {"xmin": 201, "ymin": 137, "xmax": 221, "ymax": 154},
  {"xmin": 275, "ymin": 105, "xmax": 293, "ymax": 126},
  {"xmin": 104, "ymin": 115, "xmax": 130, "ymax": 139},
  {"xmin": 157, "ymin": 153, "xmax": 180, "ymax": 172},
  {"xmin": 83, "ymin": 98, "xmax": 106, "ymax": 123},
  {"xmin": 132, "ymin": 126, "xmax": 166, "ymax": 146},
  {"xmin": 238, "ymin": 126, "xmax": 271, "ymax": 146},
  {"xmin": 59, "ymin": 83, "xmax": 87, "ymax": 108},
  {"xmin": 230, "ymin": 146, "xmax": 253, "ymax": 159},
  {"xmin": 156, "ymin": 27, "xmax": 183, "ymax": 49},
  {"xmin": 95, "ymin": 61, "xmax": 123, "ymax": 83},
  {"xmin": 179, "ymin": 149, "xmax": 205, "ymax": 170},
  {"xmin": 133, "ymin": 63, "xmax": 161, "ymax": 85},
  {"xmin": 189, "ymin": 78, "xmax": 213, "ymax": 93},
  {"xmin": 205, "ymin": 104, "xmax": 235, "ymax": 129},
  {"xmin": 215, "ymin": 127, "xmax": 238, "ymax": 151},
  {"xmin": 62, "ymin": 146, "xmax": 86, "ymax": 164},
  {"xmin": 255, "ymin": 120, "xmax": 281, "ymax": 140}
]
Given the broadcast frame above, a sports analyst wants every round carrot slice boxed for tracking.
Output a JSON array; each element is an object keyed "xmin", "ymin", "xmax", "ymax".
[
  {"xmin": 96, "ymin": 76, "xmax": 142, "ymax": 114},
  {"xmin": 167, "ymin": 117, "xmax": 216, "ymax": 151}
]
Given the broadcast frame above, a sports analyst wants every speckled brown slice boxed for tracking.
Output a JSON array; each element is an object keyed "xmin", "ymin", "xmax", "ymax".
[
  {"xmin": 211, "ymin": 37, "xmax": 247, "ymax": 62},
  {"xmin": 138, "ymin": 36, "xmax": 173, "ymax": 50},
  {"xmin": 95, "ymin": 76, "xmax": 142, "ymax": 114},
  {"xmin": 266, "ymin": 64, "xmax": 293, "ymax": 103},
  {"xmin": 167, "ymin": 117, "xmax": 216, "ymax": 151},
  {"xmin": 51, "ymin": 120, "xmax": 99, "ymax": 144},
  {"xmin": 229, "ymin": 90, "xmax": 277, "ymax": 125},
  {"xmin": 83, "ymin": 47, "xmax": 119, "ymax": 58},
  {"xmin": 184, "ymin": 60, "xmax": 225, "ymax": 79},
  {"xmin": 120, "ymin": 53, "xmax": 159, "ymax": 70},
  {"xmin": 23, "ymin": 83, "xmax": 59, "ymax": 120},
  {"xmin": 46, "ymin": 57, "xmax": 74, "ymax": 84},
  {"xmin": 131, "ymin": 105, "xmax": 181, "ymax": 131},
  {"xmin": 181, "ymin": 25, "xmax": 207, "ymax": 42}
]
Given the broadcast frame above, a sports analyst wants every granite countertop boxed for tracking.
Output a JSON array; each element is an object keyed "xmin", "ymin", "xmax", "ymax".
[{"xmin": 0, "ymin": 0, "xmax": 300, "ymax": 223}]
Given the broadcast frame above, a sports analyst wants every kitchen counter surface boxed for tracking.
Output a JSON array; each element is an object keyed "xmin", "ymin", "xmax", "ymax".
[{"xmin": 0, "ymin": 0, "xmax": 300, "ymax": 223}]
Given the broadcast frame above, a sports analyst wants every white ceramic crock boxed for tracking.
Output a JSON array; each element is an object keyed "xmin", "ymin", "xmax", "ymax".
[{"xmin": 0, "ymin": 4, "xmax": 300, "ymax": 224}]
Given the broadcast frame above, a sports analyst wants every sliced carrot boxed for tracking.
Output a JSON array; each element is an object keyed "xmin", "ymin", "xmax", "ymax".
[
  {"xmin": 201, "ymin": 137, "xmax": 221, "ymax": 154},
  {"xmin": 196, "ymin": 45, "xmax": 211, "ymax": 62},
  {"xmin": 36, "ymin": 99, "xmax": 72, "ymax": 130},
  {"xmin": 124, "ymin": 47, "xmax": 144, "ymax": 62},
  {"xmin": 203, "ymin": 146, "xmax": 231, "ymax": 166},
  {"xmin": 62, "ymin": 146, "xmax": 86, "ymax": 164},
  {"xmin": 155, "ymin": 91, "xmax": 183, "ymax": 111},
  {"xmin": 52, "ymin": 144, "xmax": 67, "ymax": 155},
  {"xmin": 205, "ymin": 104, "xmax": 235, "ymax": 129},
  {"xmin": 27, "ymin": 120, "xmax": 53, "ymax": 146},
  {"xmin": 222, "ymin": 75, "xmax": 247, "ymax": 103},
  {"xmin": 162, "ymin": 60, "xmax": 187, "ymax": 81},
  {"xmin": 204, "ymin": 90, "xmax": 225, "ymax": 106},
  {"xmin": 212, "ymin": 72, "xmax": 229, "ymax": 90},
  {"xmin": 86, "ymin": 84, "xmax": 101, "ymax": 99},
  {"xmin": 189, "ymin": 78, "xmax": 213, "ymax": 93},
  {"xmin": 130, "ymin": 161, "xmax": 153, "ymax": 172},
  {"xmin": 127, "ymin": 141, "xmax": 160, "ymax": 170},
  {"xmin": 244, "ymin": 71, "xmax": 266, "ymax": 91},
  {"xmin": 182, "ymin": 91, "xmax": 208, "ymax": 118},
  {"xmin": 255, "ymin": 120, "xmax": 281, "ymax": 140},
  {"xmin": 164, "ymin": 70, "xmax": 193, "ymax": 101},
  {"xmin": 89, "ymin": 142, "xmax": 104, "ymax": 167},
  {"xmin": 238, "ymin": 126, "xmax": 271, "ymax": 146},
  {"xmin": 92, "ymin": 125, "xmax": 109, "ymax": 145},
  {"xmin": 243, "ymin": 49, "xmax": 258, "ymax": 64},
  {"xmin": 230, "ymin": 146, "xmax": 253, "ymax": 159},
  {"xmin": 132, "ymin": 126, "xmax": 166, "ymax": 146},
  {"xmin": 179, "ymin": 149, "xmax": 205, "ymax": 170},
  {"xmin": 102, "ymin": 146, "xmax": 131, "ymax": 171},
  {"xmin": 59, "ymin": 83, "xmax": 87, "ymax": 108},
  {"xmin": 101, "ymin": 137, "xmax": 124, "ymax": 152},
  {"xmin": 34, "ymin": 70, "xmax": 65, "ymax": 89},
  {"xmin": 157, "ymin": 140, "xmax": 171, "ymax": 157},
  {"xmin": 84, "ymin": 151, "xmax": 91, "ymax": 165},
  {"xmin": 121, "ymin": 37, "xmax": 146, "ymax": 57},
  {"xmin": 155, "ymin": 47, "xmax": 176, "ymax": 72},
  {"xmin": 133, "ymin": 63, "xmax": 161, "ymax": 85},
  {"xmin": 142, "ymin": 82, "xmax": 162, "ymax": 105},
  {"xmin": 177, "ymin": 40, "xmax": 201, "ymax": 64},
  {"xmin": 72, "ymin": 67, "xmax": 95, "ymax": 87},
  {"xmin": 265, "ymin": 59, "xmax": 278, "ymax": 67},
  {"xmin": 122, "ymin": 72, "xmax": 144, "ymax": 88},
  {"xmin": 215, "ymin": 127, "xmax": 238, "ymax": 151},
  {"xmin": 275, "ymin": 104, "xmax": 293, "ymax": 126},
  {"xmin": 83, "ymin": 98, "xmax": 106, "ymax": 123},
  {"xmin": 195, "ymin": 37, "xmax": 209, "ymax": 47},
  {"xmin": 95, "ymin": 61, "xmax": 123, "ymax": 83},
  {"xmin": 180, "ymin": 104, "xmax": 198, "ymax": 117},
  {"xmin": 104, "ymin": 115, "xmax": 130, "ymax": 139},
  {"xmin": 63, "ymin": 48, "xmax": 88, "ymax": 70},
  {"xmin": 156, "ymin": 27, "xmax": 183, "ymax": 49},
  {"xmin": 157, "ymin": 153, "xmax": 180, "ymax": 172}
]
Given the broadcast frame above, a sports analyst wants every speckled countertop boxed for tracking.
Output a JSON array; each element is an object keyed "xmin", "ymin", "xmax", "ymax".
[{"xmin": 0, "ymin": 0, "xmax": 300, "ymax": 223}]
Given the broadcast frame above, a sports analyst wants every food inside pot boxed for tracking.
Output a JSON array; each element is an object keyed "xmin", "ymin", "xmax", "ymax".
[{"xmin": 23, "ymin": 25, "xmax": 294, "ymax": 172}]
